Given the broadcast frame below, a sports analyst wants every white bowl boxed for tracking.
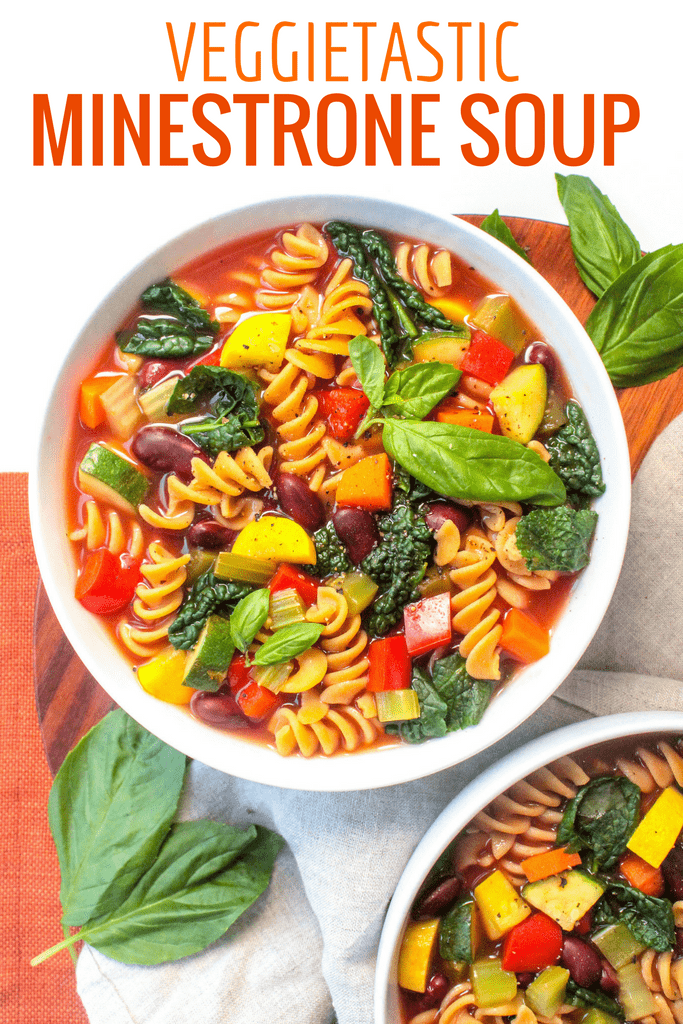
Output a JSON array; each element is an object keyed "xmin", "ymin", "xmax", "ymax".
[
  {"xmin": 29, "ymin": 195, "xmax": 631, "ymax": 791},
  {"xmin": 374, "ymin": 710, "xmax": 683, "ymax": 1022}
]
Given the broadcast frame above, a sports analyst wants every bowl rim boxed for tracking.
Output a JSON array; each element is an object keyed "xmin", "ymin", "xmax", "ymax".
[
  {"xmin": 29, "ymin": 194, "xmax": 631, "ymax": 791},
  {"xmin": 374, "ymin": 710, "xmax": 683, "ymax": 1023}
]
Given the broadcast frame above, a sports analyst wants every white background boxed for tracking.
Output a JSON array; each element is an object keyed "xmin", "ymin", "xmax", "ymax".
[{"xmin": 6, "ymin": 0, "xmax": 683, "ymax": 471}]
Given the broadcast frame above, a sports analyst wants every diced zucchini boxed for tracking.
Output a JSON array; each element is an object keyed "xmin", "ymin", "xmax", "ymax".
[
  {"xmin": 490, "ymin": 364, "xmax": 548, "ymax": 444},
  {"xmin": 525, "ymin": 966, "xmax": 570, "ymax": 1018},
  {"xmin": 474, "ymin": 870, "xmax": 531, "ymax": 940},
  {"xmin": 470, "ymin": 295, "xmax": 530, "ymax": 355},
  {"xmin": 626, "ymin": 786, "xmax": 683, "ymax": 867},
  {"xmin": 183, "ymin": 615, "xmax": 234, "ymax": 691},
  {"xmin": 100, "ymin": 373, "xmax": 144, "ymax": 439},
  {"xmin": 617, "ymin": 962, "xmax": 657, "ymax": 1020},
  {"xmin": 413, "ymin": 332, "xmax": 470, "ymax": 367},
  {"xmin": 138, "ymin": 376, "xmax": 181, "ymax": 422},
  {"xmin": 78, "ymin": 443, "xmax": 149, "ymax": 514},
  {"xmin": 522, "ymin": 870, "xmax": 605, "ymax": 931},
  {"xmin": 231, "ymin": 517, "xmax": 316, "ymax": 565},
  {"xmin": 214, "ymin": 551, "xmax": 276, "ymax": 585},
  {"xmin": 185, "ymin": 549, "xmax": 217, "ymax": 586},
  {"xmin": 398, "ymin": 919, "xmax": 440, "ymax": 993},
  {"xmin": 439, "ymin": 897, "xmax": 481, "ymax": 964},
  {"xmin": 340, "ymin": 571, "xmax": 378, "ymax": 615},
  {"xmin": 592, "ymin": 923, "xmax": 645, "ymax": 970},
  {"xmin": 220, "ymin": 312, "xmax": 291, "ymax": 371},
  {"xmin": 470, "ymin": 958, "xmax": 517, "ymax": 1008},
  {"xmin": 375, "ymin": 689, "xmax": 420, "ymax": 723}
]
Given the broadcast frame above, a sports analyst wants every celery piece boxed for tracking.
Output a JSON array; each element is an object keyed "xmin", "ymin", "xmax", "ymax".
[
  {"xmin": 375, "ymin": 689, "xmax": 420, "ymax": 723},
  {"xmin": 214, "ymin": 551, "xmax": 276, "ymax": 586},
  {"xmin": 340, "ymin": 571, "xmax": 379, "ymax": 616},
  {"xmin": 470, "ymin": 959, "xmax": 517, "ymax": 1009},
  {"xmin": 270, "ymin": 588, "xmax": 305, "ymax": 629},
  {"xmin": 185, "ymin": 549, "xmax": 216, "ymax": 587},
  {"xmin": 525, "ymin": 967, "xmax": 570, "ymax": 1018},
  {"xmin": 418, "ymin": 568, "xmax": 452, "ymax": 599},
  {"xmin": 469, "ymin": 294, "xmax": 529, "ymax": 355},
  {"xmin": 139, "ymin": 377, "xmax": 181, "ymax": 423},
  {"xmin": 592, "ymin": 924, "xmax": 645, "ymax": 970},
  {"xmin": 617, "ymin": 962, "xmax": 656, "ymax": 1020},
  {"xmin": 252, "ymin": 661, "xmax": 293, "ymax": 694},
  {"xmin": 100, "ymin": 374, "xmax": 144, "ymax": 439}
]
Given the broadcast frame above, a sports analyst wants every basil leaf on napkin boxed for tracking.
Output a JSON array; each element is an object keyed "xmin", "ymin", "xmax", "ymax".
[
  {"xmin": 48, "ymin": 709, "xmax": 186, "ymax": 927},
  {"xmin": 382, "ymin": 362, "xmax": 461, "ymax": 420},
  {"xmin": 585, "ymin": 244, "xmax": 683, "ymax": 387},
  {"xmin": 253, "ymin": 622, "xmax": 324, "ymax": 665},
  {"xmin": 556, "ymin": 173, "xmax": 642, "ymax": 297},
  {"xmin": 480, "ymin": 209, "xmax": 531, "ymax": 264},
  {"xmin": 381, "ymin": 419, "xmax": 566, "ymax": 506}
]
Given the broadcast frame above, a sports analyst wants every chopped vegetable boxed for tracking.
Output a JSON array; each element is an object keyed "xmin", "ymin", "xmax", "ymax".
[
  {"xmin": 625, "ymin": 786, "xmax": 683, "ymax": 868},
  {"xmin": 367, "ymin": 635, "xmax": 412, "ymax": 692},
  {"xmin": 336, "ymin": 453, "xmax": 393, "ymax": 511},
  {"xmin": 137, "ymin": 647, "xmax": 193, "ymax": 704},
  {"xmin": 520, "ymin": 846, "xmax": 583, "ymax": 882},
  {"xmin": 439, "ymin": 898, "xmax": 481, "ymax": 964},
  {"xmin": 474, "ymin": 870, "xmax": 531, "ymax": 940},
  {"xmin": 375, "ymin": 689, "xmax": 421, "ymax": 723},
  {"xmin": 490, "ymin": 363, "xmax": 548, "ymax": 442},
  {"xmin": 500, "ymin": 912, "xmax": 563, "ymax": 972},
  {"xmin": 592, "ymin": 923, "xmax": 646, "ymax": 969},
  {"xmin": 78, "ymin": 443, "xmax": 149, "ymax": 515},
  {"xmin": 595, "ymin": 881, "xmax": 675, "ymax": 952},
  {"xmin": 470, "ymin": 958, "xmax": 517, "ymax": 1007},
  {"xmin": 80, "ymin": 377, "xmax": 121, "ymax": 429},
  {"xmin": 618, "ymin": 852, "xmax": 665, "ymax": 896},
  {"xmin": 268, "ymin": 564, "xmax": 320, "ymax": 606},
  {"xmin": 460, "ymin": 330, "xmax": 516, "ymax": 385},
  {"xmin": 617, "ymin": 961, "xmax": 657, "ymax": 1020},
  {"xmin": 434, "ymin": 404, "xmax": 494, "ymax": 432},
  {"xmin": 412, "ymin": 333, "xmax": 470, "ymax": 368},
  {"xmin": 227, "ymin": 654, "xmax": 281, "ymax": 720},
  {"xmin": 403, "ymin": 591, "xmax": 452, "ymax": 656},
  {"xmin": 214, "ymin": 552, "xmax": 276, "ymax": 586},
  {"xmin": 515, "ymin": 506, "xmax": 598, "ymax": 573},
  {"xmin": 545, "ymin": 401, "xmax": 605, "ymax": 508},
  {"xmin": 386, "ymin": 655, "xmax": 492, "ymax": 743},
  {"xmin": 499, "ymin": 608, "xmax": 550, "ymax": 663},
  {"xmin": 231, "ymin": 517, "xmax": 316, "ymax": 565},
  {"xmin": 524, "ymin": 966, "xmax": 569, "ymax": 1017},
  {"xmin": 251, "ymin": 661, "xmax": 294, "ymax": 694},
  {"xmin": 269, "ymin": 587, "xmax": 306, "ymax": 629},
  {"xmin": 339, "ymin": 571, "xmax": 378, "ymax": 615},
  {"xmin": 398, "ymin": 918, "xmax": 440, "ymax": 992},
  {"xmin": 557, "ymin": 776, "xmax": 641, "ymax": 871},
  {"xmin": 168, "ymin": 571, "xmax": 253, "ymax": 650},
  {"xmin": 521, "ymin": 870, "xmax": 604, "ymax": 930},
  {"xmin": 220, "ymin": 312, "xmax": 291, "ymax": 371},
  {"xmin": 75, "ymin": 549, "xmax": 141, "ymax": 615},
  {"xmin": 361, "ymin": 502, "xmax": 432, "ymax": 636},
  {"xmin": 183, "ymin": 615, "xmax": 235, "ymax": 691},
  {"xmin": 470, "ymin": 294, "xmax": 531, "ymax": 354},
  {"xmin": 315, "ymin": 387, "xmax": 369, "ymax": 442}
]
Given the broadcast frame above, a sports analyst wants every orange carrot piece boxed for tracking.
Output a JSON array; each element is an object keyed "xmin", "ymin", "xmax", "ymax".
[
  {"xmin": 435, "ymin": 407, "xmax": 494, "ymax": 432},
  {"xmin": 79, "ymin": 377, "xmax": 119, "ymax": 429},
  {"xmin": 619, "ymin": 852, "xmax": 665, "ymax": 897},
  {"xmin": 336, "ymin": 453, "xmax": 392, "ymax": 511},
  {"xmin": 499, "ymin": 608, "xmax": 550, "ymax": 663},
  {"xmin": 521, "ymin": 846, "xmax": 583, "ymax": 882}
]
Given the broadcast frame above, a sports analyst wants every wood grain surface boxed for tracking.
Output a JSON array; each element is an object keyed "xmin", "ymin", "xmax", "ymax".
[{"xmin": 33, "ymin": 217, "xmax": 683, "ymax": 776}]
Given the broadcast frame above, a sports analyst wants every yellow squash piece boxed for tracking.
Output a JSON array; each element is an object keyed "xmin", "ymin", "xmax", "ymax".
[
  {"xmin": 474, "ymin": 869, "xmax": 531, "ymax": 940},
  {"xmin": 490, "ymin": 364, "xmax": 547, "ymax": 443},
  {"xmin": 398, "ymin": 919, "xmax": 440, "ymax": 993},
  {"xmin": 137, "ymin": 647, "xmax": 192, "ymax": 704},
  {"xmin": 231, "ymin": 516, "xmax": 316, "ymax": 565},
  {"xmin": 626, "ymin": 786, "xmax": 683, "ymax": 867},
  {"xmin": 429, "ymin": 296, "xmax": 473, "ymax": 322},
  {"xmin": 220, "ymin": 312, "xmax": 292, "ymax": 371},
  {"xmin": 413, "ymin": 335, "xmax": 470, "ymax": 368}
]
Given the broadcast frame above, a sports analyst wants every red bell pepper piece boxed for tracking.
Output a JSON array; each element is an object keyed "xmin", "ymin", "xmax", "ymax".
[
  {"xmin": 315, "ymin": 387, "xmax": 370, "ymax": 442},
  {"xmin": 268, "ymin": 563, "xmax": 320, "ymax": 606},
  {"xmin": 501, "ymin": 912, "xmax": 563, "ymax": 972},
  {"xmin": 460, "ymin": 330, "xmax": 515, "ymax": 385},
  {"xmin": 367, "ymin": 635, "xmax": 411, "ymax": 692},
  {"xmin": 227, "ymin": 654, "xmax": 279, "ymax": 720},
  {"xmin": 75, "ymin": 549, "xmax": 141, "ymax": 615},
  {"xmin": 403, "ymin": 592, "xmax": 452, "ymax": 656}
]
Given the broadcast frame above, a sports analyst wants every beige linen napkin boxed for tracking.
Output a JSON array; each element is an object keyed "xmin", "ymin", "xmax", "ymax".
[{"xmin": 76, "ymin": 413, "xmax": 683, "ymax": 1024}]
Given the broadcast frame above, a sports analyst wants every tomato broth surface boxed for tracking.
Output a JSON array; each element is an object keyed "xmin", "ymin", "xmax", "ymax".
[{"xmin": 67, "ymin": 221, "xmax": 604, "ymax": 759}]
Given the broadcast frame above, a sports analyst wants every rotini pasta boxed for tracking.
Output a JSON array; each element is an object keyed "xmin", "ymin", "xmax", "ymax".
[
  {"xmin": 305, "ymin": 586, "xmax": 370, "ymax": 704},
  {"xmin": 448, "ymin": 532, "xmax": 502, "ymax": 681},
  {"xmin": 119, "ymin": 541, "xmax": 190, "ymax": 656}
]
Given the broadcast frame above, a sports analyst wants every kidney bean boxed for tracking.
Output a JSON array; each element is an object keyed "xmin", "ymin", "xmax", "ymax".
[
  {"xmin": 561, "ymin": 935, "xmax": 602, "ymax": 989},
  {"xmin": 459, "ymin": 864, "xmax": 491, "ymax": 891},
  {"xmin": 190, "ymin": 688, "xmax": 250, "ymax": 729},
  {"xmin": 675, "ymin": 929, "xmax": 683, "ymax": 957},
  {"xmin": 137, "ymin": 359, "xmax": 182, "ymax": 393},
  {"xmin": 599, "ymin": 959, "xmax": 620, "ymax": 996},
  {"xmin": 131, "ymin": 424, "xmax": 210, "ymax": 483},
  {"xmin": 275, "ymin": 472, "xmax": 324, "ymax": 531},
  {"xmin": 413, "ymin": 875, "xmax": 462, "ymax": 919},
  {"xmin": 187, "ymin": 519, "xmax": 237, "ymax": 551},
  {"xmin": 424, "ymin": 502, "xmax": 472, "ymax": 535},
  {"xmin": 409, "ymin": 973, "xmax": 450, "ymax": 1014},
  {"xmin": 524, "ymin": 341, "xmax": 557, "ymax": 382},
  {"xmin": 516, "ymin": 973, "xmax": 535, "ymax": 990},
  {"xmin": 662, "ymin": 844, "xmax": 683, "ymax": 900},
  {"xmin": 332, "ymin": 507, "xmax": 380, "ymax": 564}
]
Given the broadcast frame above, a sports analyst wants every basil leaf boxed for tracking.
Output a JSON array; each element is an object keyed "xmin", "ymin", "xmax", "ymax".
[
  {"xmin": 556, "ymin": 173, "xmax": 642, "ymax": 297},
  {"xmin": 383, "ymin": 362, "xmax": 461, "ymax": 420},
  {"xmin": 585, "ymin": 244, "xmax": 683, "ymax": 387},
  {"xmin": 230, "ymin": 588, "xmax": 270, "ymax": 653},
  {"xmin": 74, "ymin": 823, "xmax": 284, "ymax": 965},
  {"xmin": 48, "ymin": 710, "xmax": 186, "ymax": 927},
  {"xmin": 480, "ymin": 209, "xmax": 531, "ymax": 264},
  {"xmin": 381, "ymin": 419, "xmax": 566, "ymax": 506},
  {"xmin": 348, "ymin": 334, "xmax": 386, "ymax": 409},
  {"xmin": 253, "ymin": 622, "xmax": 324, "ymax": 665}
]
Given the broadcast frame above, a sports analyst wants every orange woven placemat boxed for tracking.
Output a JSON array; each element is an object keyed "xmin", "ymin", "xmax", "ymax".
[{"xmin": 0, "ymin": 473, "xmax": 88, "ymax": 1022}]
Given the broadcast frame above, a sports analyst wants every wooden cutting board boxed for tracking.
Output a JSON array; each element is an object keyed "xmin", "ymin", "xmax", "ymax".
[{"xmin": 33, "ymin": 217, "xmax": 683, "ymax": 776}]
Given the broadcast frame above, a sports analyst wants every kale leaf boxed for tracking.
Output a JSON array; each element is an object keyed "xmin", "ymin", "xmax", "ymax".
[
  {"xmin": 557, "ymin": 776, "xmax": 641, "ymax": 871},
  {"xmin": 117, "ymin": 318, "xmax": 213, "ymax": 359},
  {"xmin": 597, "ymin": 882, "xmax": 675, "ymax": 952},
  {"xmin": 545, "ymin": 401, "xmax": 606, "ymax": 508},
  {"xmin": 167, "ymin": 366, "xmax": 264, "ymax": 458},
  {"xmin": 361, "ymin": 502, "xmax": 431, "ymax": 636},
  {"xmin": 168, "ymin": 571, "xmax": 254, "ymax": 650},
  {"xmin": 141, "ymin": 279, "xmax": 220, "ymax": 336},
  {"xmin": 313, "ymin": 521, "xmax": 352, "ymax": 578},
  {"xmin": 515, "ymin": 506, "xmax": 599, "ymax": 572},
  {"xmin": 565, "ymin": 981, "xmax": 625, "ymax": 1019},
  {"xmin": 386, "ymin": 654, "xmax": 491, "ymax": 743}
]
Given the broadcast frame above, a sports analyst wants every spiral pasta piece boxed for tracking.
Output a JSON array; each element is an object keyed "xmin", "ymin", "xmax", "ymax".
[
  {"xmin": 70, "ymin": 500, "xmax": 145, "ymax": 559},
  {"xmin": 448, "ymin": 532, "xmax": 502, "ymax": 680},
  {"xmin": 616, "ymin": 742, "xmax": 683, "ymax": 792},
  {"xmin": 295, "ymin": 258, "xmax": 374, "ymax": 356},
  {"xmin": 305, "ymin": 587, "xmax": 370, "ymax": 704},
  {"xmin": 260, "ymin": 355, "xmax": 330, "ymax": 484},
  {"xmin": 268, "ymin": 703, "xmax": 382, "ymax": 757},
  {"xmin": 396, "ymin": 241, "xmax": 453, "ymax": 295},
  {"xmin": 256, "ymin": 223, "xmax": 329, "ymax": 310},
  {"xmin": 155, "ymin": 448, "xmax": 273, "ymax": 527},
  {"xmin": 119, "ymin": 541, "xmax": 190, "ymax": 656}
]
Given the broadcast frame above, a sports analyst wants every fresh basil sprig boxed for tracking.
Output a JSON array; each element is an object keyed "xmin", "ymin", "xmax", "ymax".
[
  {"xmin": 253, "ymin": 622, "xmax": 324, "ymax": 666},
  {"xmin": 229, "ymin": 588, "xmax": 270, "ymax": 653},
  {"xmin": 556, "ymin": 173, "xmax": 641, "ymax": 297},
  {"xmin": 480, "ymin": 209, "xmax": 531, "ymax": 264},
  {"xmin": 381, "ymin": 419, "xmax": 566, "ymax": 506}
]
